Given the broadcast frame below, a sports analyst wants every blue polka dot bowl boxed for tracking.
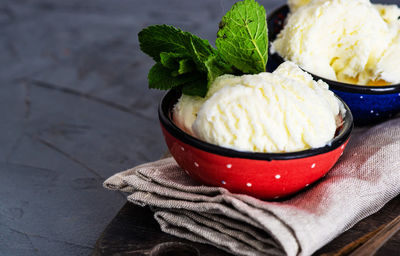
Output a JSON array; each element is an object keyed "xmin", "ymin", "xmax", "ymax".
[
  {"xmin": 267, "ymin": 5, "xmax": 400, "ymax": 126},
  {"xmin": 308, "ymin": 75, "xmax": 400, "ymax": 126}
]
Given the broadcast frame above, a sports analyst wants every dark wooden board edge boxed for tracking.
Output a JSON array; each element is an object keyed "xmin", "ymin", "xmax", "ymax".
[
  {"xmin": 92, "ymin": 201, "xmax": 231, "ymax": 256},
  {"xmin": 92, "ymin": 196, "xmax": 399, "ymax": 256}
]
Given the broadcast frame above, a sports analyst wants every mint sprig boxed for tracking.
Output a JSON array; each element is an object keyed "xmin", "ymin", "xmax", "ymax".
[
  {"xmin": 138, "ymin": 25, "xmax": 230, "ymax": 97},
  {"xmin": 138, "ymin": 0, "xmax": 268, "ymax": 97}
]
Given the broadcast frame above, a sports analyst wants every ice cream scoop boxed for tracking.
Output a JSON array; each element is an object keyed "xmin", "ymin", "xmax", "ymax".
[
  {"xmin": 288, "ymin": 0, "xmax": 312, "ymax": 12},
  {"xmin": 173, "ymin": 61, "xmax": 342, "ymax": 153},
  {"xmin": 271, "ymin": 0, "xmax": 400, "ymax": 85}
]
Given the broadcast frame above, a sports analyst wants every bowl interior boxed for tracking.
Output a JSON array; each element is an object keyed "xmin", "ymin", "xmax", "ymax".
[{"xmin": 159, "ymin": 89, "xmax": 353, "ymax": 160}]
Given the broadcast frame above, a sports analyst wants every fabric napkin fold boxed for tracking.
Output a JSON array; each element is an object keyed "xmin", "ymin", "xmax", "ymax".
[{"xmin": 104, "ymin": 118, "xmax": 400, "ymax": 256}]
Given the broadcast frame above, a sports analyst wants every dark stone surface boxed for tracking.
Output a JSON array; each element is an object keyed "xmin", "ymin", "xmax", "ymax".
[
  {"xmin": 0, "ymin": 0, "xmax": 398, "ymax": 256},
  {"xmin": 0, "ymin": 1, "xmax": 284, "ymax": 255}
]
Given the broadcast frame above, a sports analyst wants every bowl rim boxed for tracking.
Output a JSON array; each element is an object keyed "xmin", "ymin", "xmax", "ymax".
[
  {"xmin": 159, "ymin": 89, "xmax": 353, "ymax": 161},
  {"xmin": 268, "ymin": 5, "xmax": 400, "ymax": 95}
]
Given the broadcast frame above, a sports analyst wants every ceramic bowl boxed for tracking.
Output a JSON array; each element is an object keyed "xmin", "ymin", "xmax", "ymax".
[
  {"xmin": 159, "ymin": 89, "xmax": 353, "ymax": 200},
  {"xmin": 267, "ymin": 5, "xmax": 400, "ymax": 126}
]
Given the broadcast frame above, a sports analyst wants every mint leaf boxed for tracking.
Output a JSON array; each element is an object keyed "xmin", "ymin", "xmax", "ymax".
[
  {"xmin": 216, "ymin": 0, "xmax": 268, "ymax": 73},
  {"xmin": 178, "ymin": 59, "xmax": 195, "ymax": 75},
  {"xmin": 181, "ymin": 75, "xmax": 208, "ymax": 97},
  {"xmin": 187, "ymin": 37, "xmax": 215, "ymax": 72},
  {"xmin": 139, "ymin": 0, "xmax": 269, "ymax": 98},
  {"xmin": 148, "ymin": 63, "xmax": 195, "ymax": 90},
  {"xmin": 204, "ymin": 55, "xmax": 233, "ymax": 88},
  {"xmin": 185, "ymin": 37, "xmax": 235, "ymax": 90},
  {"xmin": 138, "ymin": 25, "xmax": 215, "ymax": 62},
  {"xmin": 139, "ymin": 25, "xmax": 228, "ymax": 97},
  {"xmin": 160, "ymin": 52, "xmax": 187, "ymax": 69}
]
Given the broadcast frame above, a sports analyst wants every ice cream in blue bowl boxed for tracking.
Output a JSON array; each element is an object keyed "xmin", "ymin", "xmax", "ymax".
[{"xmin": 267, "ymin": 1, "xmax": 400, "ymax": 126}]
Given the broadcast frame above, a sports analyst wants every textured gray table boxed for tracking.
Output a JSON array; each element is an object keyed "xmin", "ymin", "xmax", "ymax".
[{"xmin": 0, "ymin": 1, "xmax": 398, "ymax": 256}]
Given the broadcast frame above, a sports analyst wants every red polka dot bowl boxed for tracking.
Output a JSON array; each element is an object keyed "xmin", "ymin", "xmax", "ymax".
[{"xmin": 159, "ymin": 90, "xmax": 353, "ymax": 200}]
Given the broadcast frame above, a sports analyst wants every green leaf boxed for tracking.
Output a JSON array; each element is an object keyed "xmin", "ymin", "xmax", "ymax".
[
  {"xmin": 139, "ymin": 25, "xmax": 223, "ymax": 97},
  {"xmin": 138, "ymin": 25, "xmax": 216, "ymax": 62},
  {"xmin": 160, "ymin": 52, "xmax": 187, "ymax": 69},
  {"xmin": 204, "ymin": 55, "xmax": 233, "ymax": 89},
  {"xmin": 148, "ymin": 63, "xmax": 195, "ymax": 90},
  {"xmin": 185, "ymin": 36, "xmax": 234, "ymax": 89},
  {"xmin": 160, "ymin": 52, "xmax": 196, "ymax": 76},
  {"xmin": 160, "ymin": 53, "xmax": 195, "ymax": 76},
  {"xmin": 216, "ymin": 0, "xmax": 268, "ymax": 73},
  {"xmin": 187, "ymin": 37, "xmax": 215, "ymax": 72},
  {"xmin": 181, "ymin": 75, "xmax": 208, "ymax": 97},
  {"xmin": 178, "ymin": 59, "xmax": 195, "ymax": 75}
]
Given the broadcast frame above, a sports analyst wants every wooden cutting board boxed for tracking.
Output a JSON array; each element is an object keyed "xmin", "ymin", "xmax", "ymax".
[{"xmin": 92, "ymin": 196, "xmax": 399, "ymax": 256}]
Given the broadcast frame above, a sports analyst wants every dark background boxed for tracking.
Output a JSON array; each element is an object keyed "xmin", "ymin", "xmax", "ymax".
[{"xmin": 0, "ymin": 0, "xmax": 397, "ymax": 255}]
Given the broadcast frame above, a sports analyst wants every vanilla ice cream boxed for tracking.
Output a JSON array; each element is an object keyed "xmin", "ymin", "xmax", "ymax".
[
  {"xmin": 173, "ymin": 62, "xmax": 342, "ymax": 153},
  {"xmin": 271, "ymin": 0, "xmax": 400, "ymax": 85},
  {"xmin": 288, "ymin": 0, "xmax": 312, "ymax": 12}
]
